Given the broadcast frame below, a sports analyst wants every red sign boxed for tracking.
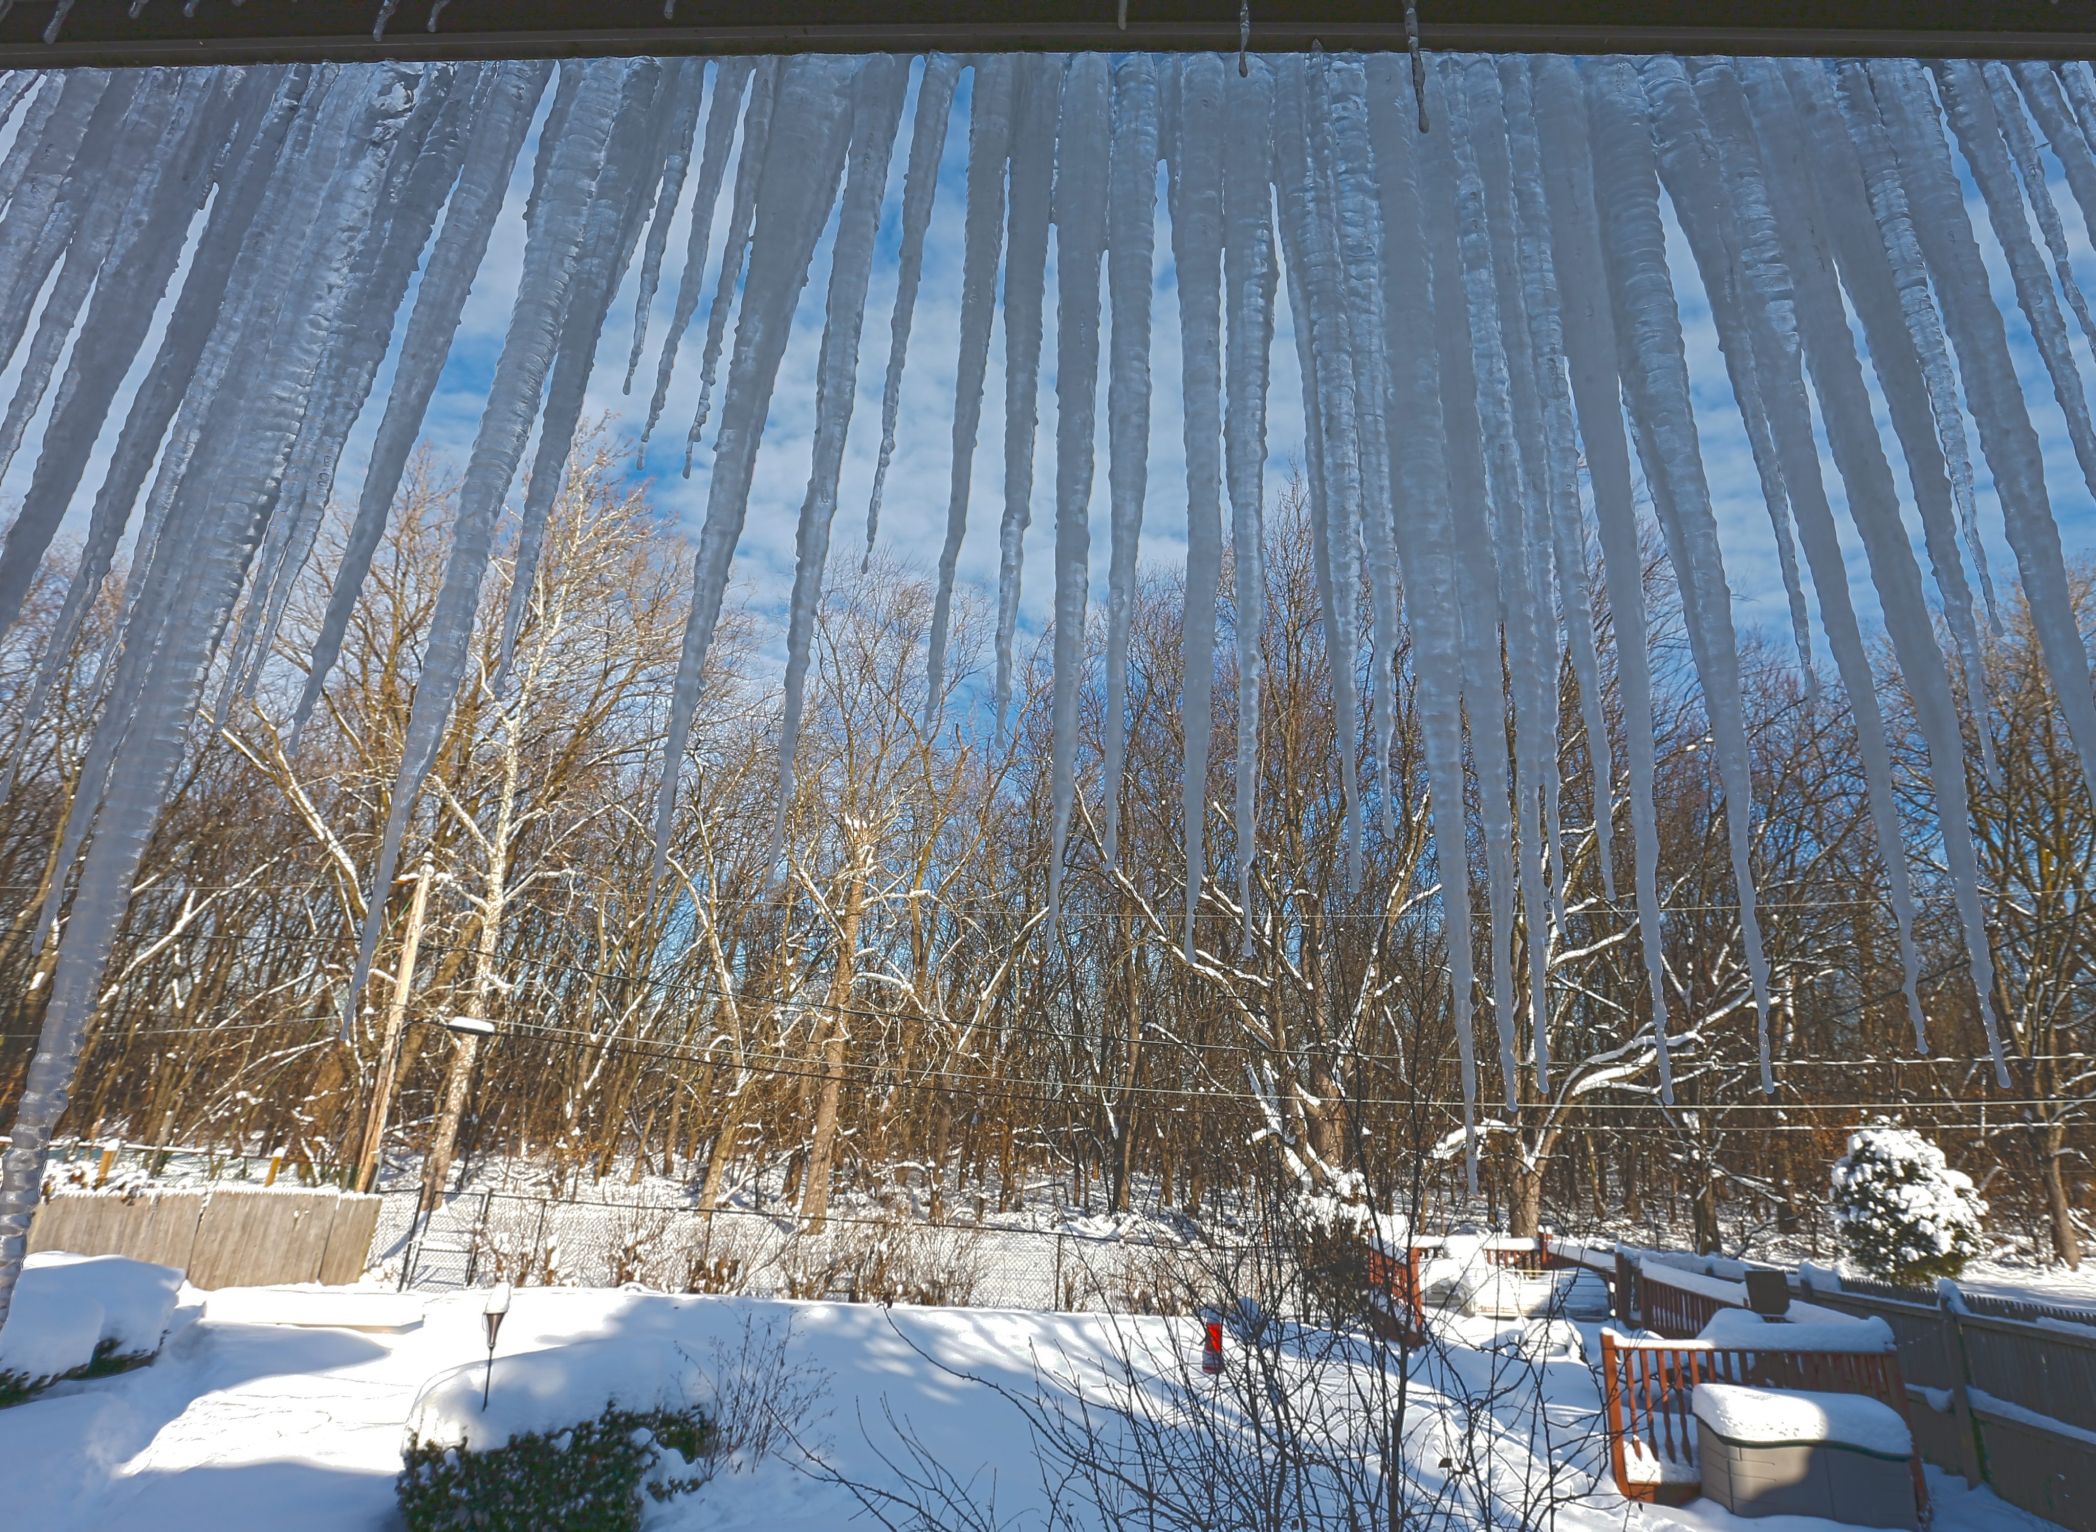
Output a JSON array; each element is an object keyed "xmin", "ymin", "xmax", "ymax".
[{"xmin": 1201, "ymin": 1319, "xmax": 1224, "ymax": 1375}]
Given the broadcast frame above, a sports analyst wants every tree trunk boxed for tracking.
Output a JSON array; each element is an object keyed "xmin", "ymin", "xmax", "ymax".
[
  {"xmin": 355, "ymin": 859, "xmax": 431, "ymax": 1193},
  {"xmin": 801, "ymin": 852, "xmax": 869, "ymax": 1232},
  {"xmin": 2043, "ymin": 1124, "xmax": 2083, "ymax": 1269}
]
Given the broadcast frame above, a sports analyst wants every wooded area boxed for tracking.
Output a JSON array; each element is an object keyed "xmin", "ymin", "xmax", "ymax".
[{"xmin": 2, "ymin": 444, "xmax": 2088, "ymax": 1264}]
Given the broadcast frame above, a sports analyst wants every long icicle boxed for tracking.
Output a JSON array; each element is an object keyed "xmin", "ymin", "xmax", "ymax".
[
  {"xmin": 1100, "ymin": 54, "xmax": 1160, "ymax": 868},
  {"xmin": 1170, "ymin": 52, "xmax": 1227, "ymax": 956},
  {"xmin": 771, "ymin": 57, "xmax": 912, "ymax": 870},
  {"xmin": 1586, "ymin": 55, "xmax": 1775, "ymax": 1076},
  {"xmin": 648, "ymin": 56, "xmax": 861, "ymax": 887},
  {"xmin": 863, "ymin": 54, "xmax": 963, "ymax": 564},
  {"xmin": 1223, "ymin": 56, "xmax": 1276, "ymax": 947},
  {"xmin": 1046, "ymin": 55, "xmax": 1110, "ymax": 932},
  {"xmin": 991, "ymin": 55, "xmax": 1062, "ymax": 739},
  {"xmin": 925, "ymin": 56, "xmax": 1016, "ymax": 723},
  {"xmin": 1532, "ymin": 54, "xmax": 1675, "ymax": 1104}
]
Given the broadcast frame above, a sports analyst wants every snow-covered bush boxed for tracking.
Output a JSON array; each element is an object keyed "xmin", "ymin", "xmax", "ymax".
[
  {"xmin": 1829, "ymin": 1123, "xmax": 1986, "ymax": 1285},
  {"xmin": 398, "ymin": 1397, "xmax": 711, "ymax": 1531},
  {"xmin": 399, "ymin": 1339, "xmax": 713, "ymax": 1531},
  {"xmin": 0, "ymin": 1254, "xmax": 181, "ymax": 1406}
]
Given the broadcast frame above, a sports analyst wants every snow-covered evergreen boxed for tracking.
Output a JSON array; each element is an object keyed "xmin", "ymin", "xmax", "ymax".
[{"xmin": 1830, "ymin": 1123, "xmax": 1988, "ymax": 1285}]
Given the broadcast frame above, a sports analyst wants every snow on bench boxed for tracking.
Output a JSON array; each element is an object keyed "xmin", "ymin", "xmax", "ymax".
[{"xmin": 1697, "ymin": 1309, "xmax": 1895, "ymax": 1353}]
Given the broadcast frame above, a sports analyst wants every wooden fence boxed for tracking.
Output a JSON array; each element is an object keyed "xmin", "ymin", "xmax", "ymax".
[
  {"xmin": 28, "ymin": 1186, "xmax": 380, "ymax": 1287},
  {"xmin": 1796, "ymin": 1272, "xmax": 2096, "ymax": 1532}
]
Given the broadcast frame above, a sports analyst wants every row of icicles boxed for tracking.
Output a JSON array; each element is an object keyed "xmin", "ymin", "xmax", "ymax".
[{"xmin": 0, "ymin": 52, "xmax": 2092, "ymax": 1203}]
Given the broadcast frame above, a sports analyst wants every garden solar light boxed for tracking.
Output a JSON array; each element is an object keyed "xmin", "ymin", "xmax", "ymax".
[{"xmin": 482, "ymin": 1282, "xmax": 511, "ymax": 1410}]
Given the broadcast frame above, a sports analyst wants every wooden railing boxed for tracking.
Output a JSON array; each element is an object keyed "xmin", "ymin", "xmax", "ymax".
[
  {"xmin": 1598, "ymin": 1331, "xmax": 1928, "ymax": 1514},
  {"xmin": 1636, "ymin": 1267, "xmax": 1736, "ymax": 1338}
]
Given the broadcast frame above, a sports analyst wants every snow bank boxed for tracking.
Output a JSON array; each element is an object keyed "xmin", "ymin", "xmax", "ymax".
[
  {"xmin": 1485, "ymin": 1318, "xmax": 1585, "ymax": 1359},
  {"xmin": 404, "ymin": 1336, "xmax": 713, "ymax": 1453},
  {"xmin": 1691, "ymin": 1383, "xmax": 1913, "ymax": 1458},
  {"xmin": 1697, "ymin": 1309, "xmax": 1894, "ymax": 1353},
  {"xmin": 1621, "ymin": 1438, "xmax": 1701, "ymax": 1484},
  {"xmin": 0, "ymin": 1285, "xmax": 102, "ymax": 1386},
  {"xmin": 203, "ymin": 1289, "xmax": 423, "ymax": 1332},
  {"xmin": 28, "ymin": 1254, "xmax": 182, "ymax": 1357},
  {"xmin": 0, "ymin": 1254, "xmax": 181, "ymax": 1385}
]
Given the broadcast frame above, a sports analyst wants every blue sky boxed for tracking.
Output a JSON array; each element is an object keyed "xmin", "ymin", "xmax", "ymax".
[{"xmin": 11, "ymin": 56, "xmax": 2096, "ymax": 681}]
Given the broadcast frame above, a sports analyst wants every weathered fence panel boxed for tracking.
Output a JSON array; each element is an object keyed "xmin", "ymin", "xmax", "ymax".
[
  {"xmin": 28, "ymin": 1187, "xmax": 381, "ymax": 1289},
  {"xmin": 1798, "ymin": 1275, "xmax": 2096, "ymax": 1531},
  {"xmin": 28, "ymin": 1188, "xmax": 203, "ymax": 1269},
  {"xmin": 318, "ymin": 1194, "xmax": 382, "ymax": 1285}
]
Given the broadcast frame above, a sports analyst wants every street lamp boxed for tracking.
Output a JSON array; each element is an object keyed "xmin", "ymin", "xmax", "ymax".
[
  {"xmin": 445, "ymin": 1014, "xmax": 498, "ymax": 1037},
  {"xmin": 481, "ymin": 1281, "xmax": 511, "ymax": 1410}
]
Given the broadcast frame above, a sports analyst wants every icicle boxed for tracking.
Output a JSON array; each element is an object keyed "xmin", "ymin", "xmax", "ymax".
[
  {"xmin": 1324, "ymin": 56, "xmax": 1403, "ymax": 866},
  {"xmin": 622, "ymin": 59, "xmax": 709, "ymax": 393},
  {"xmin": 991, "ymin": 56, "xmax": 1061, "ymax": 739},
  {"xmin": 1222, "ymin": 56, "xmax": 1275, "ymax": 948},
  {"xmin": 2013, "ymin": 61, "xmax": 2096, "ymax": 329},
  {"xmin": 1531, "ymin": 55, "xmax": 1675, "ymax": 1104},
  {"xmin": 1630, "ymin": 62, "xmax": 1822, "ymax": 696},
  {"xmin": 925, "ymin": 56, "xmax": 1015, "ymax": 721},
  {"xmin": 640, "ymin": 57, "xmax": 750, "ymax": 453},
  {"xmin": 1586, "ymin": 56, "xmax": 1774, "ymax": 1074},
  {"xmin": 1405, "ymin": 1, "xmax": 1428, "ymax": 132},
  {"xmin": 1835, "ymin": 61, "xmax": 2001, "ymax": 636},
  {"xmin": 1099, "ymin": 55, "xmax": 1160, "ymax": 870},
  {"xmin": 225, "ymin": 68, "xmax": 470, "ymax": 714},
  {"xmin": 0, "ymin": 71, "xmax": 116, "ymax": 386},
  {"xmin": 1452, "ymin": 56, "xmax": 1564, "ymax": 1090},
  {"xmin": 0, "ymin": 70, "xmax": 293, "ymax": 755},
  {"xmin": 1045, "ymin": 54, "xmax": 1110, "ymax": 931},
  {"xmin": 1887, "ymin": 60, "xmax": 2096, "ymax": 819},
  {"xmin": 648, "ymin": 56, "xmax": 860, "ymax": 886},
  {"xmin": 0, "ymin": 73, "xmax": 178, "ymax": 487},
  {"xmin": 1169, "ymin": 52, "xmax": 1226, "ymax": 954},
  {"xmin": 1416, "ymin": 58, "xmax": 1520, "ymax": 1111},
  {"xmin": 1275, "ymin": 54, "xmax": 1365, "ymax": 897},
  {"xmin": 1987, "ymin": 63, "xmax": 2096, "ymax": 353},
  {"xmin": 1655, "ymin": 56, "xmax": 1925, "ymax": 1082},
  {"xmin": 685, "ymin": 57, "xmax": 781, "ymax": 468},
  {"xmin": 1782, "ymin": 61, "xmax": 1996, "ymax": 787},
  {"xmin": 863, "ymin": 54, "xmax": 962, "ymax": 563},
  {"xmin": 770, "ymin": 57, "xmax": 910, "ymax": 873},
  {"xmin": 1502, "ymin": 56, "xmax": 1616, "ymax": 906},
  {"xmin": 1742, "ymin": 59, "xmax": 2009, "ymax": 1085},
  {"xmin": 1365, "ymin": 50, "xmax": 1482, "ymax": 1188},
  {"xmin": 343, "ymin": 61, "xmax": 640, "ymax": 1027},
  {"xmin": 0, "ymin": 71, "xmax": 216, "ymax": 636},
  {"xmin": 494, "ymin": 64, "xmax": 681, "ymax": 689},
  {"xmin": 289, "ymin": 62, "xmax": 550, "ymax": 743}
]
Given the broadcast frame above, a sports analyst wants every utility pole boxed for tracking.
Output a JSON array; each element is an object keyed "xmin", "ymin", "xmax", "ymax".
[{"xmin": 354, "ymin": 858, "xmax": 431, "ymax": 1194}]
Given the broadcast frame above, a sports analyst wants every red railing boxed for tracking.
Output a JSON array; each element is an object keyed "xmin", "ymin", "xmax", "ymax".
[
  {"xmin": 1635, "ymin": 1268, "xmax": 1736, "ymax": 1339},
  {"xmin": 1366, "ymin": 1245, "xmax": 1428, "ymax": 1346},
  {"xmin": 1598, "ymin": 1331, "xmax": 1927, "ymax": 1514}
]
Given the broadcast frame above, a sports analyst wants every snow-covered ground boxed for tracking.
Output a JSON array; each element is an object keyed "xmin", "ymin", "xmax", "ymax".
[{"xmin": 0, "ymin": 1278, "xmax": 2060, "ymax": 1532}]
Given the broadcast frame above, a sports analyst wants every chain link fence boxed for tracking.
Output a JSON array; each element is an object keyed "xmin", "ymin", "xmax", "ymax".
[{"xmin": 377, "ymin": 1188, "xmax": 1275, "ymax": 1315}]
